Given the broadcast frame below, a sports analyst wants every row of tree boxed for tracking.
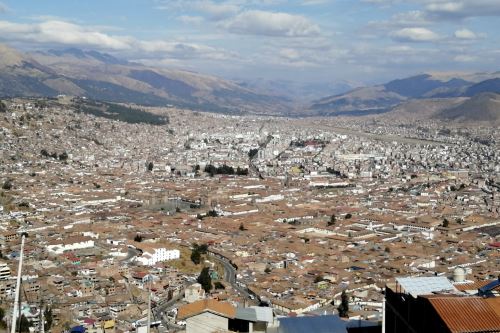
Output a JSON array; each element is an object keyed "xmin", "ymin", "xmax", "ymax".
[
  {"xmin": 204, "ymin": 164, "xmax": 249, "ymax": 177},
  {"xmin": 41, "ymin": 149, "xmax": 69, "ymax": 161}
]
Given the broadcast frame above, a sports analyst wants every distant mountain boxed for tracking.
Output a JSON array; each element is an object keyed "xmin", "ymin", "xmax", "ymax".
[
  {"xmin": 434, "ymin": 92, "xmax": 500, "ymax": 124},
  {"xmin": 464, "ymin": 78, "xmax": 500, "ymax": 97},
  {"xmin": 236, "ymin": 78, "xmax": 359, "ymax": 102},
  {"xmin": 0, "ymin": 44, "xmax": 290, "ymax": 115},
  {"xmin": 310, "ymin": 72, "xmax": 500, "ymax": 119},
  {"xmin": 310, "ymin": 85, "xmax": 406, "ymax": 116},
  {"xmin": 384, "ymin": 74, "xmax": 470, "ymax": 99}
]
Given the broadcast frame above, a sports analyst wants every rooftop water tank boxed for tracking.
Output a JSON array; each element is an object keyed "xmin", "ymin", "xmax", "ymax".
[{"xmin": 453, "ymin": 267, "xmax": 466, "ymax": 282}]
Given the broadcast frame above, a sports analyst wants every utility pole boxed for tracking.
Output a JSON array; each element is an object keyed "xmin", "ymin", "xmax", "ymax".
[
  {"xmin": 40, "ymin": 305, "xmax": 45, "ymax": 333},
  {"xmin": 11, "ymin": 233, "xmax": 27, "ymax": 333},
  {"xmin": 147, "ymin": 280, "xmax": 151, "ymax": 333}
]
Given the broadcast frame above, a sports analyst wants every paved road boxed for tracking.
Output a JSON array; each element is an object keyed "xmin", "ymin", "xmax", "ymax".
[{"xmin": 209, "ymin": 253, "xmax": 254, "ymax": 300}]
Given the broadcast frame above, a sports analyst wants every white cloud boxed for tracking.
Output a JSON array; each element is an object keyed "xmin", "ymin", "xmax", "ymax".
[
  {"xmin": 0, "ymin": 20, "xmax": 131, "ymax": 50},
  {"xmin": 391, "ymin": 27, "xmax": 440, "ymax": 42},
  {"xmin": 454, "ymin": 54, "xmax": 478, "ymax": 62},
  {"xmin": 423, "ymin": 0, "xmax": 500, "ymax": 19},
  {"xmin": 454, "ymin": 28, "xmax": 478, "ymax": 40},
  {"xmin": 221, "ymin": 10, "xmax": 321, "ymax": 37},
  {"xmin": 195, "ymin": 1, "xmax": 239, "ymax": 21},
  {"xmin": 178, "ymin": 15, "xmax": 205, "ymax": 25},
  {"xmin": 137, "ymin": 40, "xmax": 233, "ymax": 60},
  {"xmin": 301, "ymin": 0, "xmax": 330, "ymax": 5},
  {"xmin": 0, "ymin": 19, "xmax": 234, "ymax": 62}
]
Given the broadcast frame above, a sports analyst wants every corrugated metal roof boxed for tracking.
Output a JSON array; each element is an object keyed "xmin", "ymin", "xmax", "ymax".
[
  {"xmin": 396, "ymin": 276, "xmax": 457, "ymax": 298},
  {"xmin": 455, "ymin": 280, "xmax": 499, "ymax": 291},
  {"xmin": 278, "ymin": 315, "xmax": 347, "ymax": 333},
  {"xmin": 235, "ymin": 306, "xmax": 274, "ymax": 323},
  {"xmin": 427, "ymin": 296, "xmax": 500, "ymax": 333}
]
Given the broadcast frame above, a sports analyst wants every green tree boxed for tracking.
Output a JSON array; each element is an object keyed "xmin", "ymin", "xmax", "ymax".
[
  {"xmin": 197, "ymin": 267, "xmax": 212, "ymax": 292},
  {"xmin": 328, "ymin": 214, "xmax": 336, "ymax": 227},
  {"xmin": 345, "ymin": 213, "xmax": 352, "ymax": 219},
  {"xmin": 191, "ymin": 247, "xmax": 201, "ymax": 265},
  {"xmin": 442, "ymin": 218, "xmax": 449, "ymax": 228},
  {"xmin": 134, "ymin": 234, "xmax": 143, "ymax": 242},
  {"xmin": 2, "ymin": 180, "xmax": 12, "ymax": 190},
  {"xmin": 239, "ymin": 223, "xmax": 246, "ymax": 231},
  {"xmin": 44, "ymin": 307, "xmax": 53, "ymax": 331},
  {"xmin": 337, "ymin": 290, "xmax": 349, "ymax": 318},
  {"xmin": 0, "ymin": 307, "xmax": 5, "ymax": 328},
  {"xmin": 17, "ymin": 314, "xmax": 32, "ymax": 332},
  {"xmin": 197, "ymin": 244, "xmax": 208, "ymax": 254},
  {"xmin": 0, "ymin": 101, "xmax": 6, "ymax": 113},
  {"xmin": 58, "ymin": 152, "xmax": 69, "ymax": 161}
]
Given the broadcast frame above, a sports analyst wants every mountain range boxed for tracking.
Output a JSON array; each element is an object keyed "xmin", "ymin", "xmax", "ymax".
[
  {"xmin": 0, "ymin": 43, "xmax": 499, "ymax": 124},
  {"xmin": 0, "ymin": 44, "xmax": 290, "ymax": 115},
  {"xmin": 310, "ymin": 72, "xmax": 500, "ymax": 124}
]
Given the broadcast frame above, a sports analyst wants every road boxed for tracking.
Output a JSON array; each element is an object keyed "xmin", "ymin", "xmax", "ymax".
[
  {"xmin": 148, "ymin": 253, "xmax": 256, "ymax": 332},
  {"xmin": 208, "ymin": 252, "xmax": 254, "ymax": 301}
]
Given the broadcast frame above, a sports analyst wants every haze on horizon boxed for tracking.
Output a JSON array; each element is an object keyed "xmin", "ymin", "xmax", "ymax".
[{"xmin": 0, "ymin": 0, "xmax": 499, "ymax": 85}]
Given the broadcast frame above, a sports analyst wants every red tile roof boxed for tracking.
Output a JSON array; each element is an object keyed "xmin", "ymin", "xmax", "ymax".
[
  {"xmin": 177, "ymin": 299, "xmax": 236, "ymax": 320},
  {"xmin": 427, "ymin": 296, "xmax": 500, "ymax": 333}
]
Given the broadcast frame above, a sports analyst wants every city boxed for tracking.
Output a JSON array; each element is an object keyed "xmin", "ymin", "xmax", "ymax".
[{"xmin": 0, "ymin": 97, "xmax": 498, "ymax": 332}]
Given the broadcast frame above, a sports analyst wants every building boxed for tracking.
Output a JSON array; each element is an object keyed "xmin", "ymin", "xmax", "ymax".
[
  {"xmin": 133, "ymin": 243, "xmax": 180, "ymax": 266},
  {"xmin": 177, "ymin": 299, "xmax": 236, "ymax": 333},
  {"xmin": 177, "ymin": 299, "xmax": 275, "ymax": 333},
  {"xmin": 385, "ymin": 276, "xmax": 500, "ymax": 333},
  {"xmin": 46, "ymin": 236, "xmax": 95, "ymax": 254},
  {"xmin": 0, "ymin": 262, "xmax": 10, "ymax": 280},
  {"xmin": 185, "ymin": 283, "xmax": 206, "ymax": 303}
]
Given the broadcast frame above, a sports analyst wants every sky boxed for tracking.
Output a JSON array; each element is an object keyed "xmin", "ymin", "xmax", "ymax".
[{"xmin": 0, "ymin": 0, "xmax": 499, "ymax": 84}]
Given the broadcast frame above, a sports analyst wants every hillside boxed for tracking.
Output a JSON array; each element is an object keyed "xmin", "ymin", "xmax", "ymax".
[
  {"xmin": 310, "ymin": 72, "xmax": 500, "ymax": 119},
  {"xmin": 434, "ymin": 93, "xmax": 500, "ymax": 124},
  {"xmin": 0, "ymin": 44, "xmax": 290, "ymax": 115}
]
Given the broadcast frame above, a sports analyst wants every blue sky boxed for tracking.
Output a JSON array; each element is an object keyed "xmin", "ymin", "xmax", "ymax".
[{"xmin": 0, "ymin": 0, "xmax": 499, "ymax": 84}]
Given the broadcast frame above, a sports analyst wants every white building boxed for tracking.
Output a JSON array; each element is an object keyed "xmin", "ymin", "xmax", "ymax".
[
  {"xmin": 46, "ymin": 236, "xmax": 95, "ymax": 254},
  {"xmin": 134, "ymin": 244, "xmax": 180, "ymax": 266},
  {"xmin": 0, "ymin": 262, "xmax": 10, "ymax": 280}
]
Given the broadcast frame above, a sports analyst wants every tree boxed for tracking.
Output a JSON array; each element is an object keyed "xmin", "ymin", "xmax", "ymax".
[
  {"xmin": 345, "ymin": 213, "xmax": 352, "ymax": 219},
  {"xmin": 197, "ymin": 267, "xmax": 212, "ymax": 292},
  {"xmin": 58, "ymin": 152, "xmax": 69, "ymax": 161},
  {"xmin": 442, "ymin": 218, "xmax": 449, "ymax": 228},
  {"xmin": 337, "ymin": 290, "xmax": 349, "ymax": 318},
  {"xmin": 198, "ymin": 243, "xmax": 208, "ymax": 253},
  {"xmin": 44, "ymin": 307, "xmax": 53, "ymax": 331},
  {"xmin": 328, "ymin": 214, "xmax": 336, "ymax": 227},
  {"xmin": 248, "ymin": 148, "xmax": 258, "ymax": 159},
  {"xmin": 0, "ymin": 100, "xmax": 6, "ymax": 113},
  {"xmin": 191, "ymin": 245, "xmax": 201, "ymax": 265},
  {"xmin": 17, "ymin": 314, "xmax": 32, "ymax": 332},
  {"xmin": 2, "ymin": 180, "xmax": 12, "ymax": 190},
  {"xmin": 0, "ymin": 307, "xmax": 5, "ymax": 327},
  {"xmin": 239, "ymin": 223, "xmax": 246, "ymax": 231},
  {"xmin": 134, "ymin": 234, "xmax": 143, "ymax": 242},
  {"xmin": 147, "ymin": 162, "xmax": 154, "ymax": 172},
  {"xmin": 207, "ymin": 210, "xmax": 218, "ymax": 217}
]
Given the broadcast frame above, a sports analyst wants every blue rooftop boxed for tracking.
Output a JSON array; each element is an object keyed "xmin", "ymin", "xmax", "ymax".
[{"xmin": 278, "ymin": 315, "xmax": 347, "ymax": 333}]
